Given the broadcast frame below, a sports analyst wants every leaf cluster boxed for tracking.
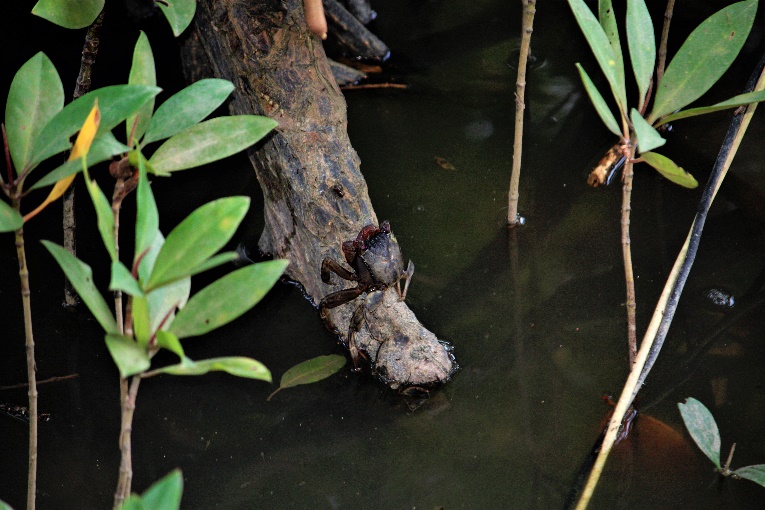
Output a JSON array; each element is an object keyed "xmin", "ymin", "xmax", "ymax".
[{"xmin": 569, "ymin": 0, "xmax": 763, "ymax": 188}]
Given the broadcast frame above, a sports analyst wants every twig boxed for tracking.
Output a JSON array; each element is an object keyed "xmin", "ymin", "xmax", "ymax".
[
  {"xmin": 114, "ymin": 375, "xmax": 141, "ymax": 509},
  {"xmin": 64, "ymin": 9, "xmax": 105, "ymax": 308},
  {"xmin": 0, "ymin": 374, "xmax": 79, "ymax": 391},
  {"xmin": 656, "ymin": 0, "xmax": 675, "ymax": 88},
  {"xmin": 507, "ymin": 0, "xmax": 537, "ymax": 226},
  {"xmin": 621, "ymin": 143, "xmax": 638, "ymax": 367},
  {"xmin": 339, "ymin": 82, "xmax": 407, "ymax": 91}
]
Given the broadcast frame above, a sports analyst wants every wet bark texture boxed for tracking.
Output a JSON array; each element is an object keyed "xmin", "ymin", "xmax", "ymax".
[{"xmin": 181, "ymin": 0, "xmax": 455, "ymax": 387}]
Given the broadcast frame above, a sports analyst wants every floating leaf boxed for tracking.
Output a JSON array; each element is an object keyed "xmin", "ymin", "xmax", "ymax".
[
  {"xmin": 41, "ymin": 241, "xmax": 119, "ymax": 334},
  {"xmin": 169, "ymin": 260, "xmax": 288, "ymax": 338},
  {"xmin": 146, "ymin": 197, "xmax": 250, "ymax": 290},
  {"xmin": 105, "ymin": 334, "xmax": 150, "ymax": 378},
  {"xmin": 649, "ymin": 0, "xmax": 757, "ymax": 123},
  {"xmin": 32, "ymin": 0, "xmax": 103, "ymax": 29},
  {"xmin": 631, "ymin": 109, "xmax": 665, "ymax": 153},
  {"xmin": 140, "ymin": 470, "xmax": 183, "ymax": 510},
  {"xmin": 626, "ymin": 0, "xmax": 655, "ymax": 110},
  {"xmin": 567, "ymin": 0, "xmax": 626, "ymax": 114},
  {"xmin": 678, "ymin": 397, "xmax": 721, "ymax": 469},
  {"xmin": 158, "ymin": 0, "xmax": 196, "ymax": 37},
  {"xmin": 734, "ymin": 465, "xmax": 765, "ymax": 488},
  {"xmin": 0, "ymin": 200, "xmax": 23, "ymax": 233},
  {"xmin": 5, "ymin": 52, "xmax": 63, "ymax": 174},
  {"xmin": 656, "ymin": 89, "xmax": 765, "ymax": 126},
  {"xmin": 640, "ymin": 152, "xmax": 698, "ymax": 189},
  {"xmin": 576, "ymin": 64, "xmax": 621, "ymax": 137},
  {"xmin": 148, "ymin": 116, "xmax": 277, "ymax": 173},
  {"xmin": 143, "ymin": 79, "xmax": 235, "ymax": 145},
  {"xmin": 31, "ymin": 84, "xmax": 161, "ymax": 169},
  {"xmin": 28, "ymin": 132, "xmax": 129, "ymax": 191},
  {"xmin": 153, "ymin": 357, "xmax": 271, "ymax": 382},
  {"xmin": 267, "ymin": 355, "xmax": 347, "ymax": 401},
  {"xmin": 127, "ymin": 32, "xmax": 156, "ymax": 144}
]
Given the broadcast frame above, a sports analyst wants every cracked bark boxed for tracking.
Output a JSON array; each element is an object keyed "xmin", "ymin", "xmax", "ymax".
[{"xmin": 181, "ymin": 0, "xmax": 455, "ymax": 387}]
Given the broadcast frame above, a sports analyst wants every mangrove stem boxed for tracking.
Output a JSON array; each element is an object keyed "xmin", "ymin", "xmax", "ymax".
[
  {"xmin": 114, "ymin": 375, "xmax": 141, "ymax": 509},
  {"xmin": 507, "ymin": 0, "xmax": 536, "ymax": 226},
  {"xmin": 621, "ymin": 143, "xmax": 638, "ymax": 367}
]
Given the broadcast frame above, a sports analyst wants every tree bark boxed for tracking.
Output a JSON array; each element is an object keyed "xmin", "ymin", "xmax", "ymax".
[{"xmin": 181, "ymin": 0, "xmax": 455, "ymax": 388}]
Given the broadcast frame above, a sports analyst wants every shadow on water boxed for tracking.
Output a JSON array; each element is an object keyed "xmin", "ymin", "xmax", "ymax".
[{"xmin": 2, "ymin": 1, "xmax": 765, "ymax": 509}]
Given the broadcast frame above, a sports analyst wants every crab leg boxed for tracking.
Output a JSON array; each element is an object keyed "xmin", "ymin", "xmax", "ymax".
[{"xmin": 397, "ymin": 260, "xmax": 415, "ymax": 301}]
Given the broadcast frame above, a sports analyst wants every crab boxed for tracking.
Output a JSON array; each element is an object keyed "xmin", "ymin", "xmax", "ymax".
[{"xmin": 319, "ymin": 221, "xmax": 414, "ymax": 370}]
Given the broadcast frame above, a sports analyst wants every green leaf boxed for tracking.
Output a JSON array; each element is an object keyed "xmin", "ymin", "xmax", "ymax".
[
  {"xmin": 32, "ymin": 84, "xmax": 161, "ymax": 168},
  {"xmin": 156, "ymin": 330, "xmax": 185, "ymax": 359},
  {"xmin": 649, "ymin": 0, "xmax": 758, "ymax": 123},
  {"xmin": 567, "ymin": 0, "xmax": 626, "ymax": 114},
  {"xmin": 146, "ymin": 196, "xmax": 250, "ymax": 289},
  {"xmin": 121, "ymin": 495, "xmax": 145, "ymax": 510},
  {"xmin": 169, "ymin": 259, "xmax": 288, "ymax": 338},
  {"xmin": 631, "ymin": 109, "xmax": 665, "ymax": 153},
  {"xmin": 84, "ymin": 177, "xmax": 117, "ymax": 260},
  {"xmin": 598, "ymin": 0, "xmax": 625, "ymax": 111},
  {"xmin": 127, "ymin": 32, "xmax": 157, "ymax": 144},
  {"xmin": 28, "ymin": 132, "xmax": 129, "ymax": 191},
  {"xmin": 41, "ymin": 241, "xmax": 119, "ymax": 334},
  {"xmin": 148, "ymin": 116, "xmax": 277, "ymax": 173},
  {"xmin": 141, "ymin": 469, "xmax": 183, "ymax": 510},
  {"xmin": 143, "ymin": 79, "xmax": 235, "ymax": 145},
  {"xmin": 140, "ymin": 234, "xmax": 192, "ymax": 334},
  {"xmin": 678, "ymin": 397, "xmax": 721, "ymax": 469},
  {"xmin": 576, "ymin": 64, "xmax": 621, "ymax": 137},
  {"xmin": 5, "ymin": 52, "xmax": 64, "ymax": 174},
  {"xmin": 186, "ymin": 251, "xmax": 240, "ymax": 276},
  {"xmin": 0, "ymin": 499, "xmax": 14, "ymax": 510},
  {"xmin": 110, "ymin": 261, "xmax": 143, "ymax": 297},
  {"xmin": 158, "ymin": 0, "xmax": 197, "ymax": 37},
  {"xmin": 105, "ymin": 334, "xmax": 150, "ymax": 378},
  {"xmin": 734, "ymin": 465, "xmax": 765, "ymax": 487},
  {"xmin": 135, "ymin": 156, "xmax": 159, "ymax": 264},
  {"xmin": 32, "ymin": 0, "xmax": 103, "ymax": 29},
  {"xmin": 267, "ymin": 354, "xmax": 346, "ymax": 401},
  {"xmin": 132, "ymin": 295, "xmax": 151, "ymax": 348},
  {"xmin": 640, "ymin": 151, "xmax": 698, "ymax": 189},
  {"xmin": 626, "ymin": 0, "xmax": 655, "ymax": 110},
  {"xmin": 154, "ymin": 356, "xmax": 271, "ymax": 382},
  {"xmin": 656, "ymin": 89, "xmax": 765, "ymax": 126},
  {"xmin": 0, "ymin": 200, "xmax": 23, "ymax": 233}
]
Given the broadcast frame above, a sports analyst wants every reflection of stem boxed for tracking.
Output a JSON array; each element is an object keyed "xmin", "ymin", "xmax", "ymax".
[
  {"xmin": 507, "ymin": 0, "xmax": 536, "ymax": 226},
  {"xmin": 621, "ymin": 144, "xmax": 637, "ymax": 367},
  {"xmin": 65, "ymin": 9, "xmax": 105, "ymax": 307},
  {"xmin": 656, "ymin": 0, "xmax": 675, "ymax": 88},
  {"xmin": 14, "ymin": 211, "xmax": 38, "ymax": 510},
  {"xmin": 114, "ymin": 375, "xmax": 141, "ymax": 509}
]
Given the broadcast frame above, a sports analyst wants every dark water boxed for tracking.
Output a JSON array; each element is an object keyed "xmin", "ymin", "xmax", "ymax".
[{"xmin": 2, "ymin": 2, "xmax": 765, "ymax": 509}]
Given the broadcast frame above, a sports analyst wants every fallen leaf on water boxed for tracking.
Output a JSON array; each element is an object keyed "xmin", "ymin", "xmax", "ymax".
[{"xmin": 435, "ymin": 156, "xmax": 456, "ymax": 171}]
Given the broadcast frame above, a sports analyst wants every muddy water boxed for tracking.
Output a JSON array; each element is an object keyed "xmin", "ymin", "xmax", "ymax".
[{"xmin": 2, "ymin": 1, "xmax": 765, "ymax": 509}]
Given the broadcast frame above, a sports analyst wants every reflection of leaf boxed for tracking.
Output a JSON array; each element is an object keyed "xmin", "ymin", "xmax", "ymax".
[
  {"xmin": 105, "ymin": 335, "xmax": 150, "ymax": 378},
  {"xmin": 678, "ymin": 397, "xmax": 721, "ymax": 469},
  {"xmin": 640, "ymin": 152, "xmax": 697, "ymax": 189},
  {"xmin": 267, "ymin": 355, "xmax": 347, "ymax": 401},
  {"xmin": 649, "ymin": 0, "xmax": 757, "ymax": 122},
  {"xmin": 734, "ymin": 465, "xmax": 765, "ymax": 488}
]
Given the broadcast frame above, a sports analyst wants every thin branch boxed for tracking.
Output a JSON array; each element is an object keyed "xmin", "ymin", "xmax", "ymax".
[
  {"xmin": 621, "ymin": 142, "xmax": 638, "ymax": 367},
  {"xmin": 0, "ymin": 373, "xmax": 79, "ymax": 391},
  {"xmin": 656, "ymin": 0, "xmax": 675, "ymax": 88},
  {"xmin": 114, "ymin": 375, "xmax": 141, "ymax": 509},
  {"xmin": 507, "ymin": 0, "xmax": 537, "ymax": 226}
]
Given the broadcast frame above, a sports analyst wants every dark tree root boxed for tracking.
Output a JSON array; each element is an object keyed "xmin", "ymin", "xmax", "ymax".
[{"xmin": 181, "ymin": 0, "xmax": 456, "ymax": 388}]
